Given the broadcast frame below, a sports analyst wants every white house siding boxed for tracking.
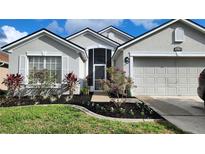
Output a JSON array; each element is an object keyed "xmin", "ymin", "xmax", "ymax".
[
  {"xmin": 113, "ymin": 51, "xmax": 124, "ymax": 70},
  {"xmin": 9, "ymin": 35, "xmax": 83, "ymax": 82},
  {"xmin": 100, "ymin": 31, "xmax": 130, "ymax": 44},
  {"xmin": 69, "ymin": 33, "xmax": 117, "ymax": 50},
  {"xmin": 116, "ymin": 20, "xmax": 205, "ymax": 96}
]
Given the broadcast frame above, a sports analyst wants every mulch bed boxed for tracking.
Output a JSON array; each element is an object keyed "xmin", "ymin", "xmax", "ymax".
[{"xmin": 0, "ymin": 94, "xmax": 161, "ymax": 119}]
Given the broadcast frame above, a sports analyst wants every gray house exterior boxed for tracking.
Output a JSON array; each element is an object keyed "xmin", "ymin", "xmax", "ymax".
[
  {"xmin": 2, "ymin": 19, "xmax": 205, "ymax": 96},
  {"xmin": 113, "ymin": 19, "xmax": 205, "ymax": 96}
]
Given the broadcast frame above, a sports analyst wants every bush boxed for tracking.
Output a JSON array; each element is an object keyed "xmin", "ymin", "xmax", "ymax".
[
  {"xmin": 63, "ymin": 72, "xmax": 79, "ymax": 102},
  {"xmin": 2, "ymin": 73, "xmax": 24, "ymax": 97},
  {"xmin": 80, "ymin": 87, "xmax": 89, "ymax": 95},
  {"xmin": 101, "ymin": 67, "xmax": 133, "ymax": 105},
  {"xmin": 29, "ymin": 69, "xmax": 55, "ymax": 98}
]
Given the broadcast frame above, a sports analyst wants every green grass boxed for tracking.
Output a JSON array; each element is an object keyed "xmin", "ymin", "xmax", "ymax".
[{"xmin": 0, "ymin": 104, "xmax": 183, "ymax": 134}]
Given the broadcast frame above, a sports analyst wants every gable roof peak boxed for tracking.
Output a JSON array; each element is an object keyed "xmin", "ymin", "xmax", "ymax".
[
  {"xmin": 98, "ymin": 26, "xmax": 134, "ymax": 39},
  {"xmin": 66, "ymin": 27, "xmax": 120, "ymax": 46}
]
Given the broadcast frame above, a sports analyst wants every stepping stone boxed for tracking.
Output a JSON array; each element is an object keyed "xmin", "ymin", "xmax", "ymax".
[{"xmin": 91, "ymin": 92, "xmax": 110, "ymax": 103}]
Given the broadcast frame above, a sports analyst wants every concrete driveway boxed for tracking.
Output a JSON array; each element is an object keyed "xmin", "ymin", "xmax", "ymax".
[{"xmin": 138, "ymin": 96, "xmax": 205, "ymax": 134}]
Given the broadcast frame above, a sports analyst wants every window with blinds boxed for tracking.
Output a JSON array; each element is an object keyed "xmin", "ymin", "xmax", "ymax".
[{"xmin": 28, "ymin": 56, "xmax": 61, "ymax": 83}]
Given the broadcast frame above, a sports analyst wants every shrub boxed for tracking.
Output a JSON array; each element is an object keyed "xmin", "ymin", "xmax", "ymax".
[
  {"xmin": 129, "ymin": 109, "xmax": 135, "ymax": 116},
  {"xmin": 80, "ymin": 87, "xmax": 89, "ymax": 95},
  {"xmin": 101, "ymin": 67, "xmax": 133, "ymax": 105},
  {"xmin": 2, "ymin": 73, "xmax": 24, "ymax": 97},
  {"xmin": 63, "ymin": 72, "xmax": 78, "ymax": 101},
  {"xmin": 119, "ymin": 107, "xmax": 126, "ymax": 114},
  {"xmin": 110, "ymin": 107, "xmax": 115, "ymax": 113},
  {"xmin": 29, "ymin": 69, "xmax": 55, "ymax": 98},
  {"xmin": 95, "ymin": 104, "xmax": 101, "ymax": 110}
]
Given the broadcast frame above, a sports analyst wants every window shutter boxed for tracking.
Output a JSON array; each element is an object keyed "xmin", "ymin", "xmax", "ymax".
[
  {"xmin": 175, "ymin": 27, "xmax": 184, "ymax": 42},
  {"xmin": 106, "ymin": 49, "xmax": 112, "ymax": 80},
  {"xmin": 88, "ymin": 49, "xmax": 93, "ymax": 86},
  {"xmin": 62, "ymin": 56, "xmax": 69, "ymax": 81},
  {"xmin": 19, "ymin": 55, "xmax": 28, "ymax": 84}
]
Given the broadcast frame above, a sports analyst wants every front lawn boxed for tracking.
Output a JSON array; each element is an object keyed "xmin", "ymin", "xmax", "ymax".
[{"xmin": 0, "ymin": 105, "xmax": 183, "ymax": 134}]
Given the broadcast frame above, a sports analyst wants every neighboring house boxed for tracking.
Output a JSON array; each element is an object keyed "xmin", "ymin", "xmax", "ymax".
[
  {"xmin": 2, "ymin": 20, "xmax": 205, "ymax": 96},
  {"xmin": 0, "ymin": 50, "xmax": 9, "ymax": 91}
]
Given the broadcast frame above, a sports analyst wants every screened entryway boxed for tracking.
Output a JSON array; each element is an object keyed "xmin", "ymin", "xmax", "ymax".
[{"xmin": 88, "ymin": 48, "xmax": 112, "ymax": 91}]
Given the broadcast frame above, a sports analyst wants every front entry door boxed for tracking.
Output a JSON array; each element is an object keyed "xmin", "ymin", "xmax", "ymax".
[{"xmin": 94, "ymin": 65, "xmax": 106, "ymax": 90}]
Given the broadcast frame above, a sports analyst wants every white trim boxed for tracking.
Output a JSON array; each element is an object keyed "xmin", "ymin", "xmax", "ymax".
[
  {"xmin": 129, "ymin": 51, "xmax": 205, "ymax": 57},
  {"xmin": 129, "ymin": 52, "xmax": 133, "ymax": 78},
  {"xmin": 66, "ymin": 28, "xmax": 119, "ymax": 46},
  {"xmin": 62, "ymin": 56, "xmax": 69, "ymax": 81},
  {"xmin": 99, "ymin": 26, "xmax": 134, "ymax": 39},
  {"xmin": 26, "ymin": 51, "xmax": 62, "ymax": 56},
  {"xmin": 86, "ymin": 45, "xmax": 114, "ymax": 51},
  {"xmin": 117, "ymin": 19, "xmax": 205, "ymax": 51},
  {"xmin": 93, "ymin": 64, "xmax": 106, "ymax": 91}
]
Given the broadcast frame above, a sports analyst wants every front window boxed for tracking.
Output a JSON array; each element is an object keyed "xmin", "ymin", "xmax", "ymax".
[{"xmin": 28, "ymin": 56, "xmax": 62, "ymax": 83}]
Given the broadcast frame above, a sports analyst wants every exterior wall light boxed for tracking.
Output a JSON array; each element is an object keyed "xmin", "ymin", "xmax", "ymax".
[
  {"xmin": 174, "ymin": 46, "xmax": 182, "ymax": 52},
  {"xmin": 124, "ymin": 57, "xmax": 130, "ymax": 64}
]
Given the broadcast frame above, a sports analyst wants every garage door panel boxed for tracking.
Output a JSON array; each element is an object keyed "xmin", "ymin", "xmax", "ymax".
[
  {"xmin": 167, "ymin": 77, "xmax": 177, "ymax": 84},
  {"xmin": 178, "ymin": 87, "xmax": 189, "ymax": 96},
  {"xmin": 133, "ymin": 57, "xmax": 205, "ymax": 96},
  {"xmin": 167, "ymin": 87, "xmax": 177, "ymax": 96},
  {"xmin": 155, "ymin": 77, "xmax": 166, "ymax": 84},
  {"xmin": 188, "ymin": 68, "xmax": 198, "ymax": 74},
  {"xmin": 156, "ymin": 88, "xmax": 166, "ymax": 95},
  {"xmin": 134, "ymin": 77, "xmax": 143, "ymax": 85},
  {"xmin": 144, "ymin": 77, "xmax": 155, "ymax": 84},
  {"xmin": 144, "ymin": 68, "xmax": 154, "ymax": 74},
  {"xmin": 178, "ymin": 77, "xmax": 187, "ymax": 84},
  {"xmin": 167, "ymin": 67, "xmax": 177, "ymax": 74},
  {"xmin": 188, "ymin": 78, "xmax": 197, "ymax": 84},
  {"xmin": 156, "ymin": 67, "xmax": 166, "ymax": 74},
  {"xmin": 146, "ymin": 88, "xmax": 155, "ymax": 95},
  {"xmin": 178, "ymin": 67, "xmax": 187, "ymax": 74},
  {"xmin": 134, "ymin": 67, "xmax": 143, "ymax": 74}
]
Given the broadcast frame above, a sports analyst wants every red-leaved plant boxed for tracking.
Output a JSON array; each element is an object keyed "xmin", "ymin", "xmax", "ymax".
[
  {"xmin": 63, "ymin": 72, "xmax": 78, "ymax": 101},
  {"xmin": 2, "ymin": 73, "xmax": 24, "ymax": 97}
]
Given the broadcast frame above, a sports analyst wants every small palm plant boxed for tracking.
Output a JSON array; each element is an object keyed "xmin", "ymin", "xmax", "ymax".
[
  {"xmin": 63, "ymin": 72, "xmax": 79, "ymax": 102},
  {"xmin": 2, "ymin": 73, "xmax": 24, "ymax": 97}
]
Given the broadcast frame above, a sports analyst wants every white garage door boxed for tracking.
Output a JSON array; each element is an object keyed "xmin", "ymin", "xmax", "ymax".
[{"xmin": 133, "ymin": 57, "xmax": 205, "ymax": 96}]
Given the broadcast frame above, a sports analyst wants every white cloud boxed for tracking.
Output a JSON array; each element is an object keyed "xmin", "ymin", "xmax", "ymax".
[
  {"xmin": 46, "ymin": 20, "xmax": 64, "ymax": 33},
  {"xmin": 65, "ymin": 19, "xmax": 123, "ymax": 34},
  {"xmin": 0, "ymin": 25, "xmax": 28, "ymax": 47},
  {"xmin": 130, "ymin": 19, "xmax": 159, "ymax": 30}
]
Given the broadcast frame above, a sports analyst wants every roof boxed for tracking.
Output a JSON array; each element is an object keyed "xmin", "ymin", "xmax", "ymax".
[
  {"xmin": 66, "ymin": 28, "xmax": 120, "ymax": 46},
  {"xmin": 0, "ymin": 50, "xmax": 8, "ymax": 63},
  {"xmin": 113, "ymin": 19, "xmax": 205, "ymax": 58},
  {"xmin": 98, "ymin": 26, "xmax": 134, "ymax": 39},
  {"xmin": 1, "ymin": 28, "xmax": 87, "ymax": 61}
]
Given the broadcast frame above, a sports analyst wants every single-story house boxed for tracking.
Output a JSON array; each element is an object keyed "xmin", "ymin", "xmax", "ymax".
[
  {"xmin": 1, "ymin": 19, "xmax": 205, "ymax": 96},
  {"xmin": 0, "ymin": 50, "xmax": 9, "ymax": 91}
]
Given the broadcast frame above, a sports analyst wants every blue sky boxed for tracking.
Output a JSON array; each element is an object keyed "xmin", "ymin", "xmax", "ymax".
[{"xmin": 0, "ymin": 19, "xmax": 204, "ymax": 47}]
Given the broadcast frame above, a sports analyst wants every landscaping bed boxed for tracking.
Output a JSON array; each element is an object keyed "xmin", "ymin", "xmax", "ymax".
[
  {"xmin": 73, "ymin": 100, "xmax": 161, "ymax": 119},
  {"xmin": 0, "ymin": 94, "xmax": 161, "ymax": 119}
]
